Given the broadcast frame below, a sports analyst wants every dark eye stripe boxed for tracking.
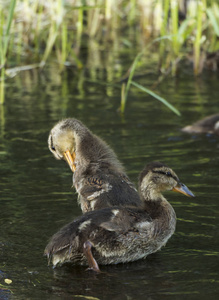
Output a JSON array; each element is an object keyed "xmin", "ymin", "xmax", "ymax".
[
  {"xmin": 50, "ymin": 136, "xmax": 56, "ymax": 151},
  {"xmin": 153, "ymin": 170, "xmax": 166, "ymax": 176},
  {"xmin": 153, "ymin": 170, "xmax": 178, "ymax": 182}
]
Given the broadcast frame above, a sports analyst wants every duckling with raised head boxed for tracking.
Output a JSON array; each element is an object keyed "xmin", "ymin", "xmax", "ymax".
[
  {"xmin": 182, "ymin": 113, "xmax": 219, "ymax": 135},
  {"xmin": 48, "ymin": 118, "xmax": 142, "ymax": 213},
  {"xmin": 45, "ymin": 162, "xmax": 195, "ymax": 272}
]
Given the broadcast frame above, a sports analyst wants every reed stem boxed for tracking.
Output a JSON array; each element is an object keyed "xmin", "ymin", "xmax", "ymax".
[
  {"xmin": 0, "ymin": 0, "xmax": 16, "ymax": 104},
  {"xmin": 0, "ymin": 0, "xmax": 218, "ymax": 86},
  {"xmin": 159, "ymin": 0, "xmax": 170, "ymax": 70},
  {"xmin": 194, "ymin": 1, "xmax": 204, "ymax": 75},
  {"xmin": 170, "ymin": 0, "xmax": 179, "ymax": 75}
]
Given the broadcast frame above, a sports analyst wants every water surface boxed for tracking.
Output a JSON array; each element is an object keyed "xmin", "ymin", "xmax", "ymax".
[{"xmin": 0, "ymin": 59, "xmax": 218, "ymax": 299}]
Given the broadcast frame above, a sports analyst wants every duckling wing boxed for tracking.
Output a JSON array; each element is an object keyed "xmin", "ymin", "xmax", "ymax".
[
  {"xmin": 100, "ymin": 207, "xmax": 152, "ymax": 233},
  {"xmin": 79, "ymin": 176, "xmax": 112, "ymax": 201},
  {"xmin": 44, "ymin": 218, "xmax": 80, "ymax": 264},
  {"xmin": 45, "ymin": 207, "xmax": 154, "ymax": 266},
  {"xmin": 44, "ymin": 208, "xmax": 119, "ymax": 264},
  {"xmin": 78, "ymin": 173, "xmax": 141, "ymax": 211}
]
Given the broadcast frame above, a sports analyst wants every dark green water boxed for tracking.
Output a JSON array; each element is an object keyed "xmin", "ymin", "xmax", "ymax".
[{"xmin": 0, "ymin": 62, "xmax": 219, "ymax": 300}]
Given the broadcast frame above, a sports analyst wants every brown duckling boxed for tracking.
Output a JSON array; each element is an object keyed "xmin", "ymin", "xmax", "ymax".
[
  {"xmin": 45, "ymin": 162, "xmax": 195, "ymax": 272},
  {"xmin": 48, "ymin": 118, "xmax": 142, "ymax": 213},
  {"xmin": 182, "ymin": 114, "xmax": 219, "ymax": 135}
]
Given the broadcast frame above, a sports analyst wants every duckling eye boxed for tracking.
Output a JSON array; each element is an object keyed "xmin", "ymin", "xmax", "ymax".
[
  {"xmin": 51, "ymin": 146, "xmax": 56, "ymax": 151},
  {"xmin": 166, "ymin": 171, "xmax": 172, "ymax": 177}
]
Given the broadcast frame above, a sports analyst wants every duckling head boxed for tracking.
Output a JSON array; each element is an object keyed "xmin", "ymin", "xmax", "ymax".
[
  {"xmin": 139, "ymin": 162, "xmax": 195, "ymax": 200},
  {"xmin": 48, "ymin": 119, "xmax": 89, "ymax": 172}
]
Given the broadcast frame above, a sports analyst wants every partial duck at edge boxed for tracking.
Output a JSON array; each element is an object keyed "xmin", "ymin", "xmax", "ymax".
[{"xmin": 182, "ymin": 114, "xmax": 219, "ymax": 135}]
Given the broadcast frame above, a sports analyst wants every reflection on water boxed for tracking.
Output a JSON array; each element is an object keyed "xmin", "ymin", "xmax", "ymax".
[{"xmin": 0, "ymin": 56, "xmax": 218, "ymax": 299}]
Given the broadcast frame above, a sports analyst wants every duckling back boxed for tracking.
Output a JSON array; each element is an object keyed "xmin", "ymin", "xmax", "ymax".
[{"xmin": 74, "ymin": 168, "xmax": 142, "ymax": 212}]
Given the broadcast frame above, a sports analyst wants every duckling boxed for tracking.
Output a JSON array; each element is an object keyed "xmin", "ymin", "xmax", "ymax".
[
  {"xmin": 182, "ymin": 114, "xmax": 219, "ymax": 135},
  {"xmin": 45, "ymin": 162, "xmax": 195, "ymax": 272},
  {"xmin": 48, "ymin": 118, "xmax": 142, "ymax": 213}
]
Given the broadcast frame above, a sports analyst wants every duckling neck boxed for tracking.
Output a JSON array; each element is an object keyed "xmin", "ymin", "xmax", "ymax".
[
  {"xmin": 142, "ymin": 184, "xmax": 161, "ymax": 202},
  {"xmin": 140, "ymin": 181, "xmax": 165, "ymax": 203},
  {"xmin": 74, "ymin": 131, "xmax": 125, "ymax": 174},
  {"xmin": 140, "ymin": 183, "xmax": 176, "ymax": 232}
]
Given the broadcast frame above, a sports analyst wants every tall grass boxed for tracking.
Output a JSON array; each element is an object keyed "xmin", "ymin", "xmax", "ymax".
[
  {"xmin": 0, "ymin": 0, "xmax": 16, "ymax": 104},
  {"xmin": 193, "ymin": 1, "xmax": 204, "ymax": 75},
  {"xmin": 0, "ymin": 0, "xmax": 219, "ymax": 105},
  {"xmin": 120, "ymin": 38, "xmax": 181, "ymax": 115}
]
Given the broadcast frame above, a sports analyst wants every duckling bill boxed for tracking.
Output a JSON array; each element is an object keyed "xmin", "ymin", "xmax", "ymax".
[
  {"xmin": 48, "ymin": 118, "xmax": 142, "ymax": 213},
  {"xmin": 45, "ymin": 162, "xmax": 195, "ymax": 272},
  {"xmin": 63, "ymin": 150, "xmax": 76, "ymax": 172}
]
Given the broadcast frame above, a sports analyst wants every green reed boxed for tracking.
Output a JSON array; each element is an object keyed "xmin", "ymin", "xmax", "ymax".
[
  {"xmin": 1, "ymin": 0, "xmax": 219, "ymax": 74},
  {"xmin": 193, "ymin": 1, "xmax": 204, "ymax": 75},
  {"xmin": 170, "ymin": 0, "xmax": 180, "ymax": 75},
  {"xmin": 40, "ymin": 0, "xmax": 63, "ymax": 67},
  {"xmin": 159, "ymin": 0, "xmax": 170, "ymax": 71},
  {"xmin": 120, "ymin": 41, "xmax": 181, "ymax": 116},
  {"xmin": 0, "ymin": 0, "xmax": 219, "ymax": 107},
  {"xmin": 131, "ymin": 81, "xmax": 181, "ymax": 116},
  {"xmin": 120, "ymin": 50, "xmax": 143, "ymax": 114},
  {"xmin": 0, "ymin": 0, "xmax": 16, "ymax": 104}
]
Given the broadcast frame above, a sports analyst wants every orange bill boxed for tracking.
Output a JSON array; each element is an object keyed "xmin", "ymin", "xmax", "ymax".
[
  {"xmin": 63, "ymin": 150, "xmax": 76, "ymax": 172},
  {"xmin": 172, "ymin": 183, "xmax": 195, "ymax": 197}
]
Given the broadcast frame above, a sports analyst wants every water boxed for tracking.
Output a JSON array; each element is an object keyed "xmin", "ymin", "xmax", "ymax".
[{"xmin": 0, "ymin": 60, "xmax": 219, "ymax": 299}]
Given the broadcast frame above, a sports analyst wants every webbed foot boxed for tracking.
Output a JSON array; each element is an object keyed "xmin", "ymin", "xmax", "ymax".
[{"xmin": 83, "ymin": 241, "xmax": 101, "ymax": 273}]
